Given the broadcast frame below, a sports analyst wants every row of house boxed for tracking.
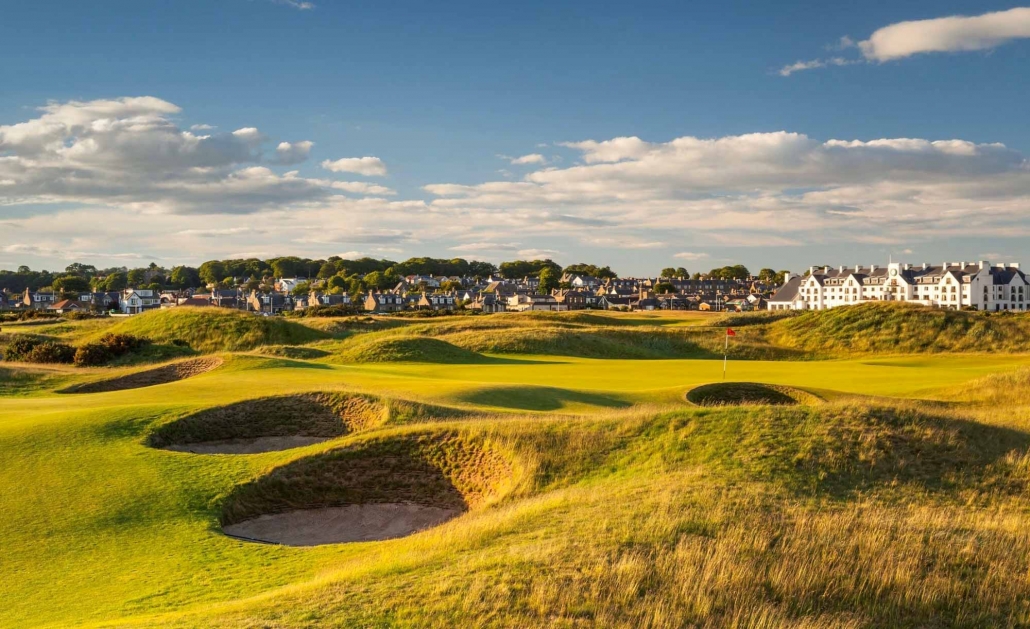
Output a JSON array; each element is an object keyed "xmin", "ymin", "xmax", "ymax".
[{"xmin": 2, "ymin": 271, "xmax": 771, "ymax": 316}]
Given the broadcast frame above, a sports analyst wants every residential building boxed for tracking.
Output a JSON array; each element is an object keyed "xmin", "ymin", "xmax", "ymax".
[
  {"xmin": 417, "ymin": 292, "xmax": 456, "ymax": 311},
  {"xmin": 364, "ymin": 292, "xmax": 406, "ymax": 313},
  {"xmin": 507, "ymin": 293, "xmax": 567, "ymax": 312},
  {"xmin": 119, "ymin": 289, "xmax": 159, "ymax": 315},
  {"xmin": 768, "ymin": 261, "xmax": 1027, "ymax": 312}
]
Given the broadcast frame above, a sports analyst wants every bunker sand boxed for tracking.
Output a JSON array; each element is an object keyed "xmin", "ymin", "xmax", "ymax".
[{"xmin": 223, "ymin": 503, "xmax": 463, "ymax": 546}]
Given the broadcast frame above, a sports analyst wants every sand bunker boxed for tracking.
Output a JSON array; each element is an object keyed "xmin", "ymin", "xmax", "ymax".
[
  {"xmin": 149, "ymin": 392, "xmax": 383, "ymax": 453},
  {"xmin": 224, "ymin": 503, "xmax": 463, "ymax": 545},
  {"xmin": 60, "ymin": 357, "xmax": 222, "ymax": 394},
  {"xmin": 220, "ymin": 433, "xmax": 513, "ymax": 545},
  {"xmin": 165, "ymin": 436, "xmax": 329, "ymax": 454},
  {"xmin": 686, "ymin": 382, "xmax": 821, "ymax": 407}
]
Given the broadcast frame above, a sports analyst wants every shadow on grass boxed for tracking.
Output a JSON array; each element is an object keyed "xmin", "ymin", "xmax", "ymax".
[{"xmin": 457, "ymin": 385, "xmax": 633, "ymax": 411}]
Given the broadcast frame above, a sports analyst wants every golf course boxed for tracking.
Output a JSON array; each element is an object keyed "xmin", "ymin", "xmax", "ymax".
[{"xmin": 3, "ymin": 303, "xmax": 1030, "ymax": 627}]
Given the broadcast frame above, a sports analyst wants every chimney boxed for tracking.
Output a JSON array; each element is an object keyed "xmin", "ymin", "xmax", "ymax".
[
  {"xmin": 839, "ymin": 266, "xmax": 844, "ymax": 273},
  {"xmin": 980, "ymin": 260, "xmax": 988, "ymax": 269},
  {"xmin": 870, "ymin": 264, "xmax": 877, "ymax": 272},
  {"xmin": 961, "ymin": 261, "xmax": 966, "ymax": 268},
  {"xmin": 903, "ymin": 263, "xmax": 911, "ymax": 270},
  {"xmin": 922, "ymin": 263, "xmax": 928, "ymax": 270},
  {"xmin": 823, "ymin": 266, "xmax": 830, "ymax": 273},
  {"xmin": 1012, "ymin": 263, "xmax": 1021, "ymax": 269},
  {"xmin": 809, "ymin": 266, "xmax": 816, "ymax": 275}
]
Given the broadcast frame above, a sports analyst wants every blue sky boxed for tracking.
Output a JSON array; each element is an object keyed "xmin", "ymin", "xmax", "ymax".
[{"xmin": 1, "ymin": 0, "xmax": 1029, "ymax": 275}]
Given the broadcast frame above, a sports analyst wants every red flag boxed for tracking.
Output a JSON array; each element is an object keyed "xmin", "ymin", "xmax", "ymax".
[{"xmin": 726, "ymin": 328, "xmax": 736, "ymax": 336}]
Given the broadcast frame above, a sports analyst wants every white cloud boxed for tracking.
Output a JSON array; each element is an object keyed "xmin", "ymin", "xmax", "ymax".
[
  {"xmin": 271, "ymin": 0, "xmax": 315, "ymax": 9},
  {"xmin": 329, "ymin": 181, "xmax": 397, "ymax": 196},
  {"xmin": 321, "ymin": 156, "xmax": 387, "ymax": 176},
  {"xmin": 422, "ymin": 130, "xmax": 1030, "ymax": 248},
  {"xmin": 510, "ymin": 153, "xmax": 547, "ymax": 165},
  {"xmin": 781, "ymin": 7, "xmax": 1030, "ymax": 75},
  {"xmin": 448, "ymin": 242, "xmax": 520, "ymax": 252},
  {"xmin": 517, "ymin": 248, "xmax": 560, "ymax": 259},
  {"xmin": 674, "ymin": 252, "xmax": 710, "ymax": 261},
  {"xmin": 0, "ymin": 96, "xmax": 349, "ymax": 215},
  {"xmin": 778, "ymin": 57, "xmax": 855, "ymax": 76},
  {"xmin": 274, "ymin": 140, "xmax": 314, "ymax": 164},
  {"xmin": 582, "ymin": 237, "xmax": 666, "ymax": 250},
  {"xmin": 175, "ymin": 227, "xmax": 268, "ymax": 237},
  {"xmin": 859, "ymin": 7, "xmax": 1030, "ymax": 61},
  {"xmin": 190, "ymin": 124, "xmax": 215, "ymax": 131}
]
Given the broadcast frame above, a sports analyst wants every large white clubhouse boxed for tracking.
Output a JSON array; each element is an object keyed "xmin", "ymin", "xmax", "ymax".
[{"xmin": 768, "ymin": 261, "xmax": 1027, "ymax": 312}]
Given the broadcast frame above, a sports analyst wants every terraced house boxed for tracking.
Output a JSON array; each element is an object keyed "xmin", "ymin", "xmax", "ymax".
[{"xmin": 769, "ymin": 261, "xmax": 1028, "ymax": 312}]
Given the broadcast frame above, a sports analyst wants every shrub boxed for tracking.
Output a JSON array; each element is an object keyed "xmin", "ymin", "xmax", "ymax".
[
  {"xmin": 285, "ymin": 305, "xmax": 363, "ymax": 318},
  {"xmin": 0, "ymin": 310, "xmax": 60, "ymax": 323},
  {"xmin": 73, "ymin": 333, "xmax": 151, "ymax": 367},
  {"xmin": 26, "ymin": 342, "xmax": 76, "ymax": 364},
  {"xmin": 4, "ymin": 337, "xmax": 75, "ymax": 363}
]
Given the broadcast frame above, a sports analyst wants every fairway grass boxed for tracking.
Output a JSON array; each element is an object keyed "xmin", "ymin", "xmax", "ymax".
[{"xmin": 4, "ymin": 308, "xmax": 1030, "ymax": 627}]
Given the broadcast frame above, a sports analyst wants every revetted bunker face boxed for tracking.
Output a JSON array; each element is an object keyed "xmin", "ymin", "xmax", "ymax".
[
  {"xmin": 148, "ymin": 393, "xmax": 385, "ymax": 454},
  {"xmin": 220, "ymin": 433, "xmax": 513, "ymax": 545},
  {"xmin": 59, "ymin": 357, "xmax": 223, "ymax": 394},
  {"xmin": 686, "ymin": 382, "xmax": 821, "ymax": 407}
]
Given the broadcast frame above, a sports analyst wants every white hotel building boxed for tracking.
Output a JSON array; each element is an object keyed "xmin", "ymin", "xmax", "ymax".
[{"xmin": 768, "ymin": 261, "xmax": 1028, "ymax": 312}]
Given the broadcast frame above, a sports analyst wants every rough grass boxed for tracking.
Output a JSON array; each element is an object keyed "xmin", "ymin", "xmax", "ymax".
[
  {"xmin": 767, "ymin": 302, "xmax": 1030, "ymax": 355},
  {"xmin": 7, "ymin": 316, "xmax": 1030, "ymax": 628},
  {"xmin": 686, "ymin": 382, "xmax": 822, "ymax": 406},
  {"xmin": 338, "ymin": 335, "xmax": 494, "ymax": 364},
  {"xmin": 89, "ymin": 308, "xmax": 329, "ymax": 353}
]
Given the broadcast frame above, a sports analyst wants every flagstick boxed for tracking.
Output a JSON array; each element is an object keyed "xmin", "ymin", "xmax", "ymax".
[{"xmin": 723, "ymin": 330, "xmax": 728, "ymax": 380}]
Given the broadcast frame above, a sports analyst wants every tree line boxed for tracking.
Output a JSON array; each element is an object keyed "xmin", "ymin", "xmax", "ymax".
[{"xmin": 2, "ymin": 257, "xmax": 791, "ymax": 301}]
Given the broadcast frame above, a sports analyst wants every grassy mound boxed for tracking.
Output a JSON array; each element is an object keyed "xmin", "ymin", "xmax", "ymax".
[
  {"xmin": 938, "ymin": 366, "xmax": 1030, "ymax": 406},
  {"xmin": 221, "ymin": 432, "xmax": 514, "ymax": 526},
  {"xmin": 443, "ymin": 326, "xmax": 801, "ymax": 360},
  {"xmin": 767, "ymin": 302, "xmax": 1030, "ymax": 355},
  {"xmin": 686, "ymin": 382, "xmax": 821, "ymax": 406},
  {"xmin": 254, "ymin": 345, "xmax": 331, "ymax": 360},
  {"xmin": 88, "ymin": 308, "xmax": 329, "ymax": 353},
  {"xmin": 59, "ymin": 357, "xmax": 222, "ymax": 393},
  {"xmin": 147, "ymin": 393, "xmax": 382, "ymax": 449},
  {"xmin": 339, "ymin": 335, "xmax": 493, "ymax": 363},
  {"xmin": 663, "ymin": 402, "xmax": 1030, "ymax": 496},
  {"xmin": 148, "ymin": 392, "xmax": 468, "ymax": 450}
]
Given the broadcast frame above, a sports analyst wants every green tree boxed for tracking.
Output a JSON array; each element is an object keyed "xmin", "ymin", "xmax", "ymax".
[
  {"xmin": 64, "ymin": 263, "xmax": 97, "ymax": 277},
  {"xmin": 660, "ymin": 267, "xmax": 677, "ymax": 279},
  {"xmin": 103, "ymin": 272, "xmax": 128, "ymax": 291},
  {"xmin": 538, "ymin": 267, "xmax": 559, "ymax": 294},
  {"xmin": 499, "ymin": 259, "xmax": 562, "ymax": 279},
  {"xmin": 198, "ymin": 261, "xmax": 227, "ymax": 286},
  {"xmin": 757, "ymin": 268, "xmax": 778, "ymax": 282},
  {"xmin": 52, "ymin": 275, "xmax": 90, "ymax": 295},
  {"xmin": 170, "ymin": 266, "xmax": 201, "ymax": 289},
  {"xmin": 654, "ymin": 282, "xmax": 675, "ymax": 294},
  {"xmin": 563, "ymin": 263, "xmax": 617, "ymax": 279},
  {"xmin": 675, "ymin": 267, "xmax": 688, "ymax": 278},
  {"xmin": 126, "ymin": 268, "xmax": 146, "ymax": 287},
  {"xmin": 291, "ymin": 281, "xmax": 312, "ymax": 297}
]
